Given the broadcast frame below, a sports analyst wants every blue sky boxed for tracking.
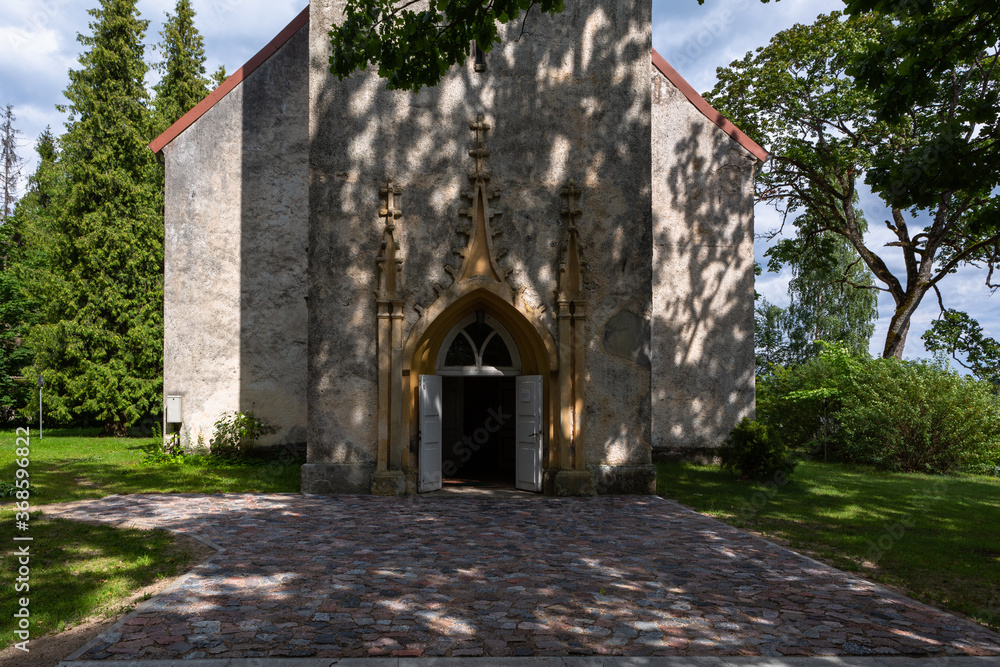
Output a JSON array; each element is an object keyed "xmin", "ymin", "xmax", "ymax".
[{"xmin": 1, "ymin": 0, "xmax": 996, "ymax": 360}]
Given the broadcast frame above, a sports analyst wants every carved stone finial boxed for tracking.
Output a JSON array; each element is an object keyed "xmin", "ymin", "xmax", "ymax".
[
  {"xmin": 468, "ymin": 114, "xmax": 492, "ymax": 181},
  {"xmin": 559, "ymin": 180, "xmax": 585, "ymax": 298},
  {"xmin": 560, "ymin": 179, "xmax": 582, "ymax": 230},
  {"xmin": 379, "ymin": 177, "xmax": 403, "ymax": 229},
  {"xmin": 452, "ymin": 116, "xmax": 506, "ymax": 285},
  {"xmin": 469, "ymin": 114, "xmax": 491, "ymax": 147},
  {"xmin": 377, "ymin": 178, "xmax": 403, "ymax": 298}
]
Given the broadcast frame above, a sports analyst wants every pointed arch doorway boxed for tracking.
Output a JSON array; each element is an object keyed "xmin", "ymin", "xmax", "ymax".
[{"xmin": 418, "ymin": 310, "xmax": 543, "ymax": 493}]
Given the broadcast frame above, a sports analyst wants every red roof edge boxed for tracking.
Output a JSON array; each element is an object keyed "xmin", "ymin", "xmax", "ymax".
[
  {"xmin": 149, "ymin": 5, "xmax": 310, "ymax": 154},
  {"xmin": 651, "ymin": 48, "xmax": 768, "ymax": 163}
]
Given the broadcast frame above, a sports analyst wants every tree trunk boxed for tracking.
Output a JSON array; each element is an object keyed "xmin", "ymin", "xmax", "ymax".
[
  {"xmin": 100, "ymin": 419, "xmax": 128, "ymax": 438},
  {"xmin": 882, "ymin": 290, "xmax": 925, "ymax": 358},
  {"xmin": 883, "ymin": 316, "xmax": 910, "ymax": 359}
]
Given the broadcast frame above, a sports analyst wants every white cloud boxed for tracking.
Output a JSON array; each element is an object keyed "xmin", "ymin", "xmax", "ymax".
[
  {"xmin": 0, "ymin": 0, "xmax": 994, "ymax": 358},
  {"xmin": 653, "ymin": 0, "xmax": 999, "ymax": 358}
]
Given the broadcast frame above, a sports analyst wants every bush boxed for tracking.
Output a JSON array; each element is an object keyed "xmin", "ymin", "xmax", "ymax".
[
  {"xmin": 835, "ymin": 358, "xmax": 1000, "ymax": 473},
  {"xmin": 209, "ymin": 411, "xmax": 275, "ymax": 460},
  {"xmin": 757, "ymin": 342, "xmax": 1000, "ymax": 474},
  {"xmin": 719, "ymin": 418, "xmax": 797, "ymax": 481},
  {"xmin": 758, "ymin": 341, "xmax": 863, "ymax": 454}
]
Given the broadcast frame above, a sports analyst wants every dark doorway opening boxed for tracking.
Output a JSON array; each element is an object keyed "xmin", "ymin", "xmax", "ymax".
[{"xmin": 441, "ymin": 376, "xmax": 516, "ymax": 488}]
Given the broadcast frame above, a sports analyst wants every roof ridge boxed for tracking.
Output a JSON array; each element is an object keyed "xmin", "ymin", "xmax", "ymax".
[
  {"xmin": 149, "ymin": 5, "xmax": 310, "ymax": 154},
  {"xmin": 150, "ymin": 13, "xmax": 767, "ymax": 163},
  {"xmin": 651, "ymin": 48, "xmax": 768, "ymax": 162}
]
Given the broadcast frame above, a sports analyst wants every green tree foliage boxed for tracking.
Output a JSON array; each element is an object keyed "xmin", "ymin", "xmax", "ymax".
[
  {"xmin": 844, "ymin": 0, "xmax": 1000, "ymax": 209},
  {"xmin": 756, "ymin": 211, "xmax": 877, "ymax": 374},
  {"xmin": 719, "ymin": 418, "xmax": 796, "ymax": 482},
  {"xmin": 152, "ymin": 0, "xmax": 211, "ymax": 134},
  {"xmin": 328, "ymin": 0, "xmax": 565, "ymax": 92},
  {"xmin": 707, "ymin": 12, "xmax": 1000, "ymax": 359},
  {"xmin": 758, "ymin": 343, "xmax": 1000, "ymax": 474},
  {"xmin": 783, "ymin": 251, "xmax": 876, "ymax": 361},
  {"xmin": 0, "ymin": 218, "xmax": 30, "ymax": 423},
  {"xmin": 922, "ymin": 310, "xmax": 1000, "ymax": 387},
  {"xmin": 22, "ymin": 0, "xmax": 163, "ymax": 435},
  {"xmin": 0, "ymin": 130, "xmax": 57, "ymax": 424},
  {"xmin": 754, "ymin": 298, "xmax": 791, "ymax": 374},
  {"xmin": 210, "ymin": 65, "xmax": 228, "ymax": 88},
  {"xmin": 837, "ymin": 358, "xmax": 1000, "ymax": 474},
  {"xmin": 757, "ymin": 342, "xmax": 862, "ymax": 457}
]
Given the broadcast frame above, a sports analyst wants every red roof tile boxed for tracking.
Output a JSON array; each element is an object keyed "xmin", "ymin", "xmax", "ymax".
[
  {"xmin": 651, "ymin": 48, "xmax": 768, "ymax": 162},
  {"xmin": 149, "ymin": 6, "xmax": 309, "ymax": 153}
]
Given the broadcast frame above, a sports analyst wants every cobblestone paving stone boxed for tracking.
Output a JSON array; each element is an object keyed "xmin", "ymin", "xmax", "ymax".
[{"xmin": 44, "ymin": 494, "xmax": 1000, "ymax": 660}]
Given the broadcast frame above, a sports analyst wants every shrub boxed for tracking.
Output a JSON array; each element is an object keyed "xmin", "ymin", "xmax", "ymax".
[
  {"xmin": 209, "ymin": 411, "xmax": 275, "ymax": 460},
  {"xmin": 758, "ymin": 341, "xmax": 863, "ymax": 454},
  {"xmin": 0, "ymin": 481, "xmax": 35, "ymax": 498},
  {"xmin": 719, "ymin": 418, "xmax": 797, "ymax": 482},
  {"xmin": 835, "ymin": 358, "xmax": 1000, "ymax": 473}
]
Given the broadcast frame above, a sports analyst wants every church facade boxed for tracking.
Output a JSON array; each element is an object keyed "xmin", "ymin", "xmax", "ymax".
[{"xmin": 151, "ymin": 0, "xmax": 766, "ymax": 496}]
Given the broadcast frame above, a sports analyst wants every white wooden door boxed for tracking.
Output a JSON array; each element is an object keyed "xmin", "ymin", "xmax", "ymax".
[
  {"xmin": 515, "ymin": 375, "xmax": 543, "ymax": 492},
  {"xmin": 419, "ymin": 375, "xmax": 443, "ymax": 492}
]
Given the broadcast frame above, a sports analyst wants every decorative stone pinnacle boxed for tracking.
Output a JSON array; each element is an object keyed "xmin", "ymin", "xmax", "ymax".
[
  {"xmin": 469, "ymin": 115, "xmax": 492, "ymax": 177},
  {"xmin": 561, "ymin": 179, "xmax": 582, "ymax": 229},
  {"xmin": 377, "ymin": 178, "xmax": 403, "ymax": 298},
  {"xmin": 379, "ymin": 178, "xmax": 403, "ymax": 229}
]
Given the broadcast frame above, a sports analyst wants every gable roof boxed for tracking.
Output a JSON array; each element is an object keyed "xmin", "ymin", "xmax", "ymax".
[
  {"xmin": 149, "ymin": 9, "xmax": 767, "ymax": 163},
  {"xmin": 651, "ymin": 48, "xmax": 768, "ymax": 162},
  {"xmin": 149, "ymin": 6, "xmax": 309, "ymax": 154}
]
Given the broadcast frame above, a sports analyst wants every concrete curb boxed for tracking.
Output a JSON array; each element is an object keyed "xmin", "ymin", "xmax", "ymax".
[{"xmin": 56, "ymin": 655, "xmax": 1000, "ymax": 665}]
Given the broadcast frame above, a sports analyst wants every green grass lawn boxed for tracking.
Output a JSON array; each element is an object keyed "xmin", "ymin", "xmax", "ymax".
[
  {"xmin": 0, "ymin": 428, "xmax": 303, "ymax": 504},
  {"xmin": 0, "ymin": 428, "xmax": 303, "ymax": 650},
  {"xmin": 657, "ymin": 459, "xmax": 1000, "ymax": 631},
  {"xmin": 0, "ymin": 512, "xmax": 204, "ymax": 649}
]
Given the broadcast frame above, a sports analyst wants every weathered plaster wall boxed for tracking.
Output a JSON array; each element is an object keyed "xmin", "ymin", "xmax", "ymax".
[
  {"xmin": 164, "ymin": 85, "xmax": 244, "ymax": 449},
  {"xmin": 650, "ymin": 68, "xmax": 757, "ymax": 455},
  {"xmin": 240, "ymin": 24, "xmax": 310, "ymax": 448},
  {"xmin": 305, "ymin": 0, "xmax": 654, "ymax": 492},
  {"xmin": 163, "ymin": 25, "xmax": 309, "ymax": 450}
]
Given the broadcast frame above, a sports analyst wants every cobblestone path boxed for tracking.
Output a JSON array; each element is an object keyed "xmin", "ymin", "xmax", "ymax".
[{"xmin": 43, "ymin": 494, "xmax": 1000, "ymax": 660}]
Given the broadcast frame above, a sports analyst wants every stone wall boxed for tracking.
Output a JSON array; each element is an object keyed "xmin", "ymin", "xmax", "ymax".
[
  {"xmin": 304, "ymin": 0, "xmax": 655, "ymax": 493},
  {"xmin": 650, "ymin": 67, "xmax": 757, "ymax": 457},
  {"xmin": 163, "ymin": 25, "xmax": 309, "ymax": 450}
]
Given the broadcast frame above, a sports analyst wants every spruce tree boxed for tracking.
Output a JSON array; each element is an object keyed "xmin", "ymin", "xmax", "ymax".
[
  {"xmin": 152, "ymin": 0, "xmax": 210, "ymax": 134},
  {"xmin": 0, "ymin": 129, "xmax": 56, "ymax": 423},
  {"xmin": 1, "ymin": 104, "xmax": 24, "ymax": 221},
  {"xmin": 211, "ymin": 65, "xmax": 228, "ymax": 88},
  {"xmin": 24, "ymin": 0, "xmax": 162, "ymax": 435}
]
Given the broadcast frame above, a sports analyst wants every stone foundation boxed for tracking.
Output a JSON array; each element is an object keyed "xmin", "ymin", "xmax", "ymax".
[
  {"xmin": 552, "ymin": 470, "xmax": 597, "ymax": 496},
  {"xmin": 300, "ymin": 463, "xmax": 375, "ymax": 494},
  {"xmin": 370, "ymin": 470, "xmax": 407, "ymax": 496},
  {"xmin": 652, "ymin": 447, "xmax": 721, "ymax": 465},
  {"xmin": 589, "ymin": 464, "xmax": 657, "ymax": 495}
]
